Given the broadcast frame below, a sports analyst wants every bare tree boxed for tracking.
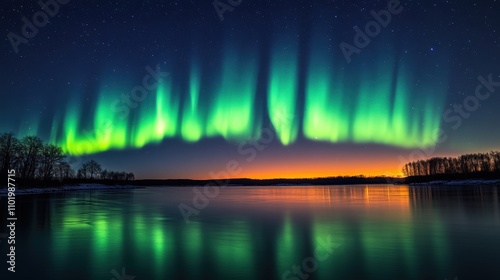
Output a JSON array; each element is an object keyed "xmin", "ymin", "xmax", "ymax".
[
  {"xmin": 78, "ymin": 160, "xmax": 103, "ymax": 179},
  {"xmin": 403, "ymin": 151, "xmax": 500, "ymax": 176},
  {"xmin": 18, "ymin": 136, "xmax": 44, "ymax": 179},
  {"xmin": 78, "ymin": 162, "xmax": 90, "ymax": 179},
  {"xmin": 87, "ymin": 160, "xmax": 102, "ymax": 179},
  {"xmin": 39, "ymin": 144, "xmax": 64, "ymax": 180},
  {"xmin": 55, "ymin": 161, "xmax": 73, "ymax": 180},
  {"xmin": 492, "ymin": 151, "xmax": 500, "ymax": 172},
  {"xmin": 0, "ymin": 132, "xmax": 19, "ymax": 178},
  {"xmin": 0, "ymin": 131, "xmax": 140, "ymax": 183},
  {"xmin": 126, "ymin": 172, "xmax": 135, "ymax": 180},
  {"xmin": 101, "ymin": 169, "xmax": 109, "ymax": 180}
]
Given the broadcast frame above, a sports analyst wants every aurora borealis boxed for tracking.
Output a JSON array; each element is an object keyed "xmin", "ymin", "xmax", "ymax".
[
  {"xmin": 1, "ymin": 0, "xmax": 499, "ymax": 179},
  {"xmin": 47, "ymin": 41, "xmax": 446, "ymax": 155}
]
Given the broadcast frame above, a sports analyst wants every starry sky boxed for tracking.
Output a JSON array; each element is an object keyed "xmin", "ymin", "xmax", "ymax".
[{"xmin": 1, "ymin": 0, "xmax": 499, "ymax": 179}]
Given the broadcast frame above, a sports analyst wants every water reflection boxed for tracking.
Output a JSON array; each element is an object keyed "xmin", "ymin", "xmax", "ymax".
[{"xmin": 2, "ymin": 185, "xmax": 500, "ymax": 280}]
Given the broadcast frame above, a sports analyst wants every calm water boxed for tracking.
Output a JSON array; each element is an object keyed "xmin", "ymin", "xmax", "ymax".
[{"xmin": 1, "ymin": 184, "xmax": 500, "ymax": 280}]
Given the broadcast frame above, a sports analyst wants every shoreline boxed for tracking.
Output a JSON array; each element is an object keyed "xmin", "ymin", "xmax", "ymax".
[
  {"xmin": 409, "ymin": 179, "xmax": 500, "ymax": 186},
  {"xmin": 2, "ymin": 179, "xmax": 500, "ymax": 197},
  {"xmin": 0, "ymin": 183, "xmax": 142, "ymax": 197}
]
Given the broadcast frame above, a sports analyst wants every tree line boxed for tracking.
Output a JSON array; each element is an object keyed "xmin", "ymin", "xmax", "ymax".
[
  {"xmin": 0, "ymin": 132, "xmax": 134, "ymax": 181},
  {"xmin": 402, "ymin": 151, "xmax": 500, "ymax": 177}
]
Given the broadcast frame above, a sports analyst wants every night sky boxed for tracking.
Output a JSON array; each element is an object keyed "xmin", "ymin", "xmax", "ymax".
[{"xmin": 1, "ymin": 0, "xmax": 499, "ymax": 179}]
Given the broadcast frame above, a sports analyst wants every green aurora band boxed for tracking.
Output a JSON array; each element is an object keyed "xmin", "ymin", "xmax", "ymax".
[
  {"xmin": 47, "ymin": 42, "xmax": 447, "ymax": 156},
  {"xmin": 268, "ymin": 32, "xmax": 300, "ymax": 146}
]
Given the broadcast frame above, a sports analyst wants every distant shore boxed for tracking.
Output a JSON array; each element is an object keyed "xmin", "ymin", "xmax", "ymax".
[
  {"xmin": 409, "ymin": 179, "xmax": 500, "ymax": 186},
  {"xmin": 1, "ymin": 176, "xmax": 393, "ymax": 189},
  {"xmin": 2, "ymin": 174, "xmax": 500, "ymax": 196},
  {"xmin": 0, "ymin": 183, "xmax": 141, "ymax": 197},
  {"xmin": 404, "ymin": 172, "xmax": 500, "ymax": 185}
]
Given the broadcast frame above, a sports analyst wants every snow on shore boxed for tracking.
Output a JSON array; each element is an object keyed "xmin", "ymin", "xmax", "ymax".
[
  {"xmin": 0, "ymin": 184, "xmax": 142, "ymax": 197},
  {"xmin": 410, "ymin": 179, "xmax": 500, "ymax": 186}
]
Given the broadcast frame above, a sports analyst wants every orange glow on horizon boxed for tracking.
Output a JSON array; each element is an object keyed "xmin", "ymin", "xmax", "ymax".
[
  {"xmin": 148, "ymin": 143, "xmax": 457, "ymax": 180},
  {"xmin": 194, "ymin": 156, "xmax": 405, "ymax": 180},
  {"xmin": 234, "ymin": 164, "xmax": 404, "ymax": 179}
]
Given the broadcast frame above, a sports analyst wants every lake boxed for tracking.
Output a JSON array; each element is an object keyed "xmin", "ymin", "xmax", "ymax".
[{"xmin": 1, "ymin": 184, "xmax": 500, "ymax": 279}]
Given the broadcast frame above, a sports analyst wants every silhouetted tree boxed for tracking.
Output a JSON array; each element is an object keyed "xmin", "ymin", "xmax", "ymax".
[
  {"xmin": 0, "ymin": 132, "xmax": 19, "ymax": 177},
  {"xmin": 403, "ymin": 151, "xmax": 500, "ymax": 177},
  {"xmin": 0, "ymin": 131, "xmax": 137, "ymax": 184},
  {"xmin": 492, "ymin": 151, "xmax": 500, "ymax": 172},
  {"xmin": 39, "ymin": 144, "xmax": 64, "ymax": 180},
  {"xmin": 78, "ymin": 162, "xmax": 90, "ymax": 179},
  {"xmin": 78, "ymin": 160, "xmax": 100, "ymax": 179},
  {"xmin": 18, "ymin": 136, "xmax": 44, "ymax": 179},
  {"xmin": 101, "ymin": 169, "xmax": 109, "ymax": 180},
  {"xmin": 55, "ymin": 161, "xmax": 73, "ymax": 180},
  {"xmin": 87, "ymin": 160, "xmax": 102, "ymax": 179}
]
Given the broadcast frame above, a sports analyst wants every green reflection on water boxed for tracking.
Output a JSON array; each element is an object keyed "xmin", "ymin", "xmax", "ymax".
[
  {"xmin": 91, "ymin": 214, "xmax": 124, "ymax": 279},
  {"xmin": 312, "ymin": 218, "xmax": 346, "ymax": 279},
  {"xmin": 41, "ymin": 187, "xmax": 466, "ymax": 280},
  {"xmin": 361, "ymin": 220, "xmax": 410, "ymax": 279},
  {"xmin": 151, "ymin": 223, "xmax": 171, "ymax": 279},
  {"xmin": 51, "ymin": 196, "xmax": 93, "ymax": 273},
  {"xmin": 275, "ymin": 213, "xmax": 303, "ymax": 278},
  {"xmin": 399, "ymin": 222, "xmax": 418, "ymax": 278},
  {"xmin": 133, "ymin": 213, "xmax": 174, "ymax": 278},
  {"xmin": 210, "ymin": 220, "xmax": 255, "ymax": 279},
  {"xmin": 182, "ymin": 221, "xmax": 203, "ymax": 279},
  {"xmin": 359, "ymin": 216, "xmax": 449, "ymax": 279},
  {"xmin": 430, "ymin": 217, "xmax": 450, "ymax": 276}
]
